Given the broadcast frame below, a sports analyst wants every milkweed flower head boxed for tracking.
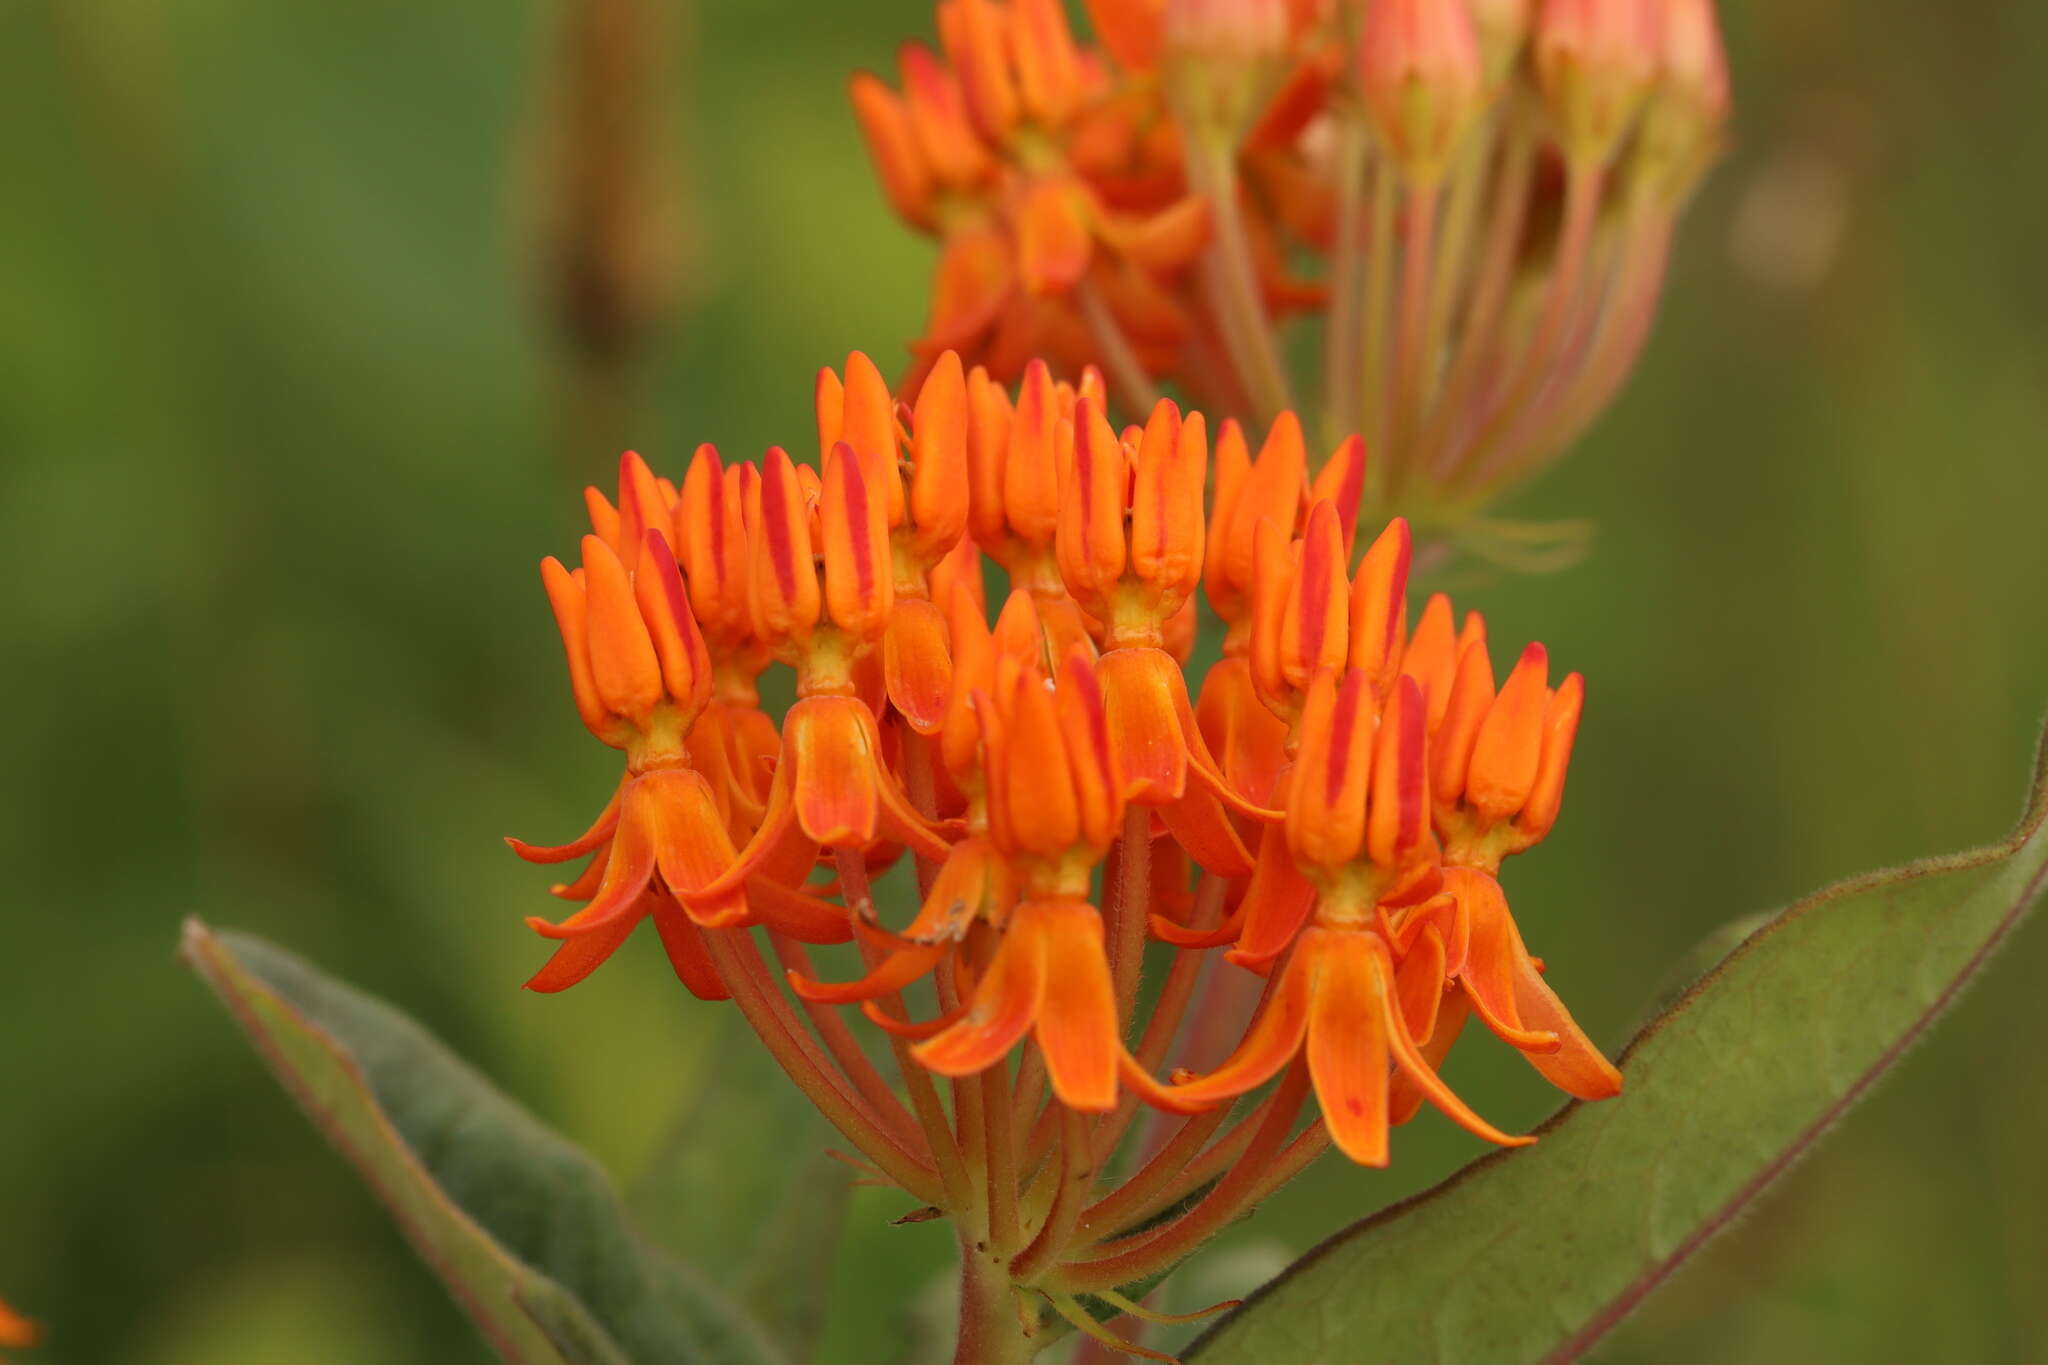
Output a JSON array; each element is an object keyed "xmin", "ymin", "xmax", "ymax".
[
  {"xmin": 852, "ymin": 0, "xmax": 1732, "ymax": 554},
  {"xmin": 511, "ymin": 351, "xmax": 1620, "ymax": 1350}
]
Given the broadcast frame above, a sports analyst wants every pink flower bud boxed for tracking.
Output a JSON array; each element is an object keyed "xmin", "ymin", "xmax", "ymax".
[
  {"xmin": 1357, "ymin": 0, "xmax": 1486, "ymax": 181},
  {"xmin": 1533, "ymin": 0, "xmax": 1661, "ymax": 163},
  {"xmin": 1659, "ymin": 0, "xmax": 1730, "ymax": 123},
  {"xmin": 1164, "ymin": 0, "xmax": 1289, "ymax": 60}
]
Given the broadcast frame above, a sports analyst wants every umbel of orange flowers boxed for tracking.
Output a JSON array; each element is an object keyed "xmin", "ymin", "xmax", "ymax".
[
  {"xmin": 513, "ymin": 351, "xmax": 1620, "ymax": 1360},
  {"xmin": 852, "ymin": 0, "xmax": 1729, "ymax": 551}
]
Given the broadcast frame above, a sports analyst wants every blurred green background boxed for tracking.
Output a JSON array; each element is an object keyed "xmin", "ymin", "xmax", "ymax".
[{"xmin": 4, "ymin": 1, "xmax": 2045, "ymax": 1361}]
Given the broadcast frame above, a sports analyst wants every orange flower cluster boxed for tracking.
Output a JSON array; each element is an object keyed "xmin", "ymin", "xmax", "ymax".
[
  {"xmin": 514, "ymin": 352, "xmax": 1617, "ymax": 1202},
  {"xmin": 853, "ymin": 0, "xmax": 1731, "ymax": 533}
]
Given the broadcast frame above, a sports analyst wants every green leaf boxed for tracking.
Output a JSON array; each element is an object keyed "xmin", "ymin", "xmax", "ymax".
[
  {"xmin": 1189, "ymin": 736, "xmax": 2048, "ymax": 1364},
  {"xmin": 181, "ymin": 920, "xmax": 786, "ymax": 1365},
  {"xmin": 630, "ymin": 1018, "xmax": 852, "ymax": 1360}
]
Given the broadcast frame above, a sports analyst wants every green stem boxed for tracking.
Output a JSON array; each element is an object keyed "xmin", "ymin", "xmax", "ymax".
[
  {"xmin": 952, "ymin": 1231, "xmax": 1036, "ymax": 1365},
  {"xmin": 1322, "ymin": 116, "xmax": 1371, "ymax": 447},
  {"xmin": 837, "ymin": 846, "xmax": 973, "ymax": 1211},
  {"xmin": 1049, "ymin": 1060, "xmax": 1311, "ymax": 1294},
  {"xmin": 705, "ymin": 929, "xmax": 942, "ymax": 1204},
  {"xmin": 1074, "ymin": 274, "xmax": 1162, "ymax": 417},
  {"xmin": 1188, "ymin": 140, "xmax": 1294, "ymax": 424}
]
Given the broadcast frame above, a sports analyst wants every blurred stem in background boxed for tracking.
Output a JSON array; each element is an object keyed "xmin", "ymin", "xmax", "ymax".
[{"xmin": 526, "ymin": 0, "xmax": 691, "ymax": 467}]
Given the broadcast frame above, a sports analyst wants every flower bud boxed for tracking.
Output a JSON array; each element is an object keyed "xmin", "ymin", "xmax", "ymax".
[
  {"xmin": 1533, "ymin": 0, "xmax": 1661, "ymax": 164},
  {"xmin": 1357, "ymin": 0, "xmax": 1486, "ymax": 183},
  {"xmin": 1161, "ymin": 0, "xmax": 1291, "ymax": 145},
  {"xmin": 1632, "ymin": 0, "xmax": 1731, "ymax": 200}
]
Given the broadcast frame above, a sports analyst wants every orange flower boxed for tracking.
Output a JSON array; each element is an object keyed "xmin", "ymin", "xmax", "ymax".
[
  {"xmin": 1142, "ymin": 671, "xmax": 1530, "ymax": 1165},
  {"xmin": 850, "ymin": 0, "xmax": 1212, "ymax": 385},
  {"xmin": 509, "ymin": 358, "xmax": 1622, "ymax": 1220},
  {"xmin": 1421, "ymin": 631, "xmax": 1623, "ymax": 1099},
  {"xmin": 906, "ymin": 647, "xmax": 1162, "ymax": 1110},
  {"xmin": 0, "ymin": 1298, "xmax": 38, "ymax": 1357},
  {"xmin": 858, "ymin": 0, "xmax": 1730, "ymax": 527},
  {"xmin": 815, "ymin": 350, "xmax": 970, "ymax": 734}
]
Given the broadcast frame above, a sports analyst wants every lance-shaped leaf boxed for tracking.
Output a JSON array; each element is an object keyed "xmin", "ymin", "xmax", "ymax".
[
  {"xmin": 181, "ymin": 920, "xmax": 785, "ymax": 1365},
  {"xmin": 630, "ymin": 1018, "xmax": 852, "ymax": 1361},
  {"xmin": 1189, "ymin": 736, "xmax": 2048, "ymax": 1363}
]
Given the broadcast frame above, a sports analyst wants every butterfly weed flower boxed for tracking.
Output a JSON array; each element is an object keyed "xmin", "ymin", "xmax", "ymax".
[
  {"xmin": 855, "ymin": 0, "xmax": 1732, "ymax": 555},
  {"xmin": 512, "ymin": 354, "xmax": 1621, "ymax": 1359}
]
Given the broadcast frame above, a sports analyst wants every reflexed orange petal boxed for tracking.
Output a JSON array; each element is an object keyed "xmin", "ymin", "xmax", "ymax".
[
  {"xmin": 507, "ymin": 781, "xmax": 623, "ymax": 864},
  {"xmin": 748, "ymin": 874, "xmax": 854, "ymax": 944},
  {"xmin": 1305, "ymin": 931, "xmax": 1393, "ymax": 1166},
  {"xmin": 526, "ymin": 781, "xmax": 658, "ymax": 939},
  {"xmin": 1099, "ymin": 194, "xmax": 1212, "ymax": 270},
  {"xmin": 1447, "ymin": 866, "xmax": 1559, "ymax": 1051},
  {"xmin": 787, "ymin": 695, "xmax": 881, "ymax": 849},
  {"xmin": 1167, "ymin": 936, "xmax": 1315, "ymax": 1106},
  {"xmin": 885, "ymin": 596, "xmax": 955, "ymax": 736},
  {"xmin": 642, "ymin": 768, "xmax": 751, "ymax": 928},
  {"xmin": 913, "ymin": 909, "xmax": 1049, "ymax": 1077},
  {"xmin": 1029, "ymin": 898, "xmax": 1121, "ymax": 1111},
  {"xmin": 1394, "ymin": 923, "xmax": 1449, "ymax": 1046},
  {"xmin": 1368, "ymin": 932, "xmax": 1532, "ymax": 1148},
  {"xmin": 1099, "ymin": 647, "xmax": 1189, "ymax": 805},
  {"xmin": 790, "ymin": 940, "xmax": 946, "ymax": 1004},
  {"xmin": 1391, "ymin": 988, "xmax": 1470, "ymax": 1126},
  {"xmin": 1226, "ymin": 820, "xmax": 1317, "ymax": 969},
  {"xmin": 1158, "ymin": 784, "xmax": 1255, "ymax": 879},
  {"xmin": 524, "ymin": 910, "xmax": 641, "ymax": 993},
  {"xmin": 1194, "ymin": 656, "xmax": 1290, "ymax": 808},
  {"xmin": 648, "ymin": 895, "xmax": 732, "ymax": 1000}
]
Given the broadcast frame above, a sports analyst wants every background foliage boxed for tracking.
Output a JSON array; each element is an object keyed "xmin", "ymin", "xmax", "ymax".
[{"xmin": 3, "ymin": 1, "xmax": 2045, "ymax": 1361}]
